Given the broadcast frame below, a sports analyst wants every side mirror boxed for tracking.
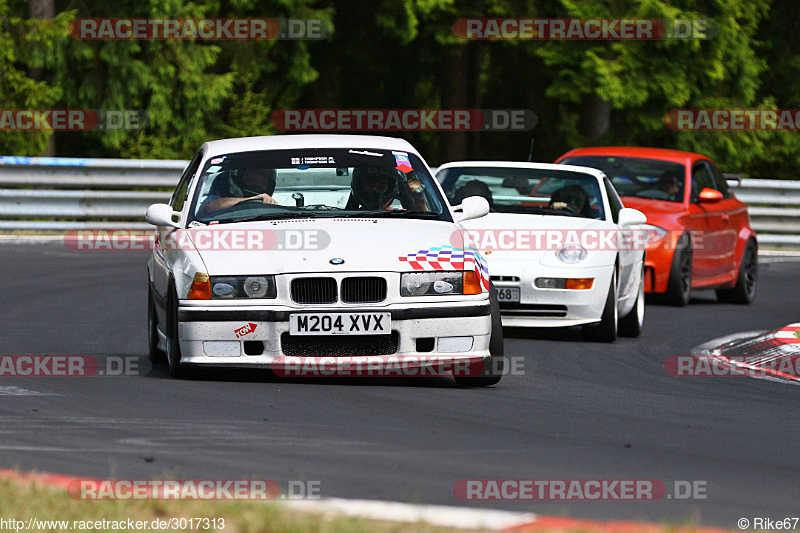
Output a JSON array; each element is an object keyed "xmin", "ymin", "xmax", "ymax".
[
  {"xmin": 456, "ymin": 196, "xmax": 490, "ymax": 222},
  {"xmin": 145, "ymin": 203, "xmax": 180, "ymax": 228},
  {"xmin": 698, "ymin": 188, "xmax": 723, "ymax": 203},
  {"xmin": 617, "ymin": 207, "xmax": 647, "ymax": 226}
]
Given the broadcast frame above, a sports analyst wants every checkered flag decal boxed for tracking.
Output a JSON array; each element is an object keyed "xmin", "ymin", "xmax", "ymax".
[{"xmin": 399, "ymin": 246, "xmax": 489, "ymax": 290}]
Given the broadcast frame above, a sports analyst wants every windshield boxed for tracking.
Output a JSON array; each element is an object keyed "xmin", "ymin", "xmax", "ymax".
[
  {"xmin": 436, "ymin": 166, "xmax": 606, "ymax": 220},
  {"xmin": 560, "ymin": 156, "xmax": 686, "ymax": 203},
  {"xmin": 187, "ymin": 148, "xmax": 448, "ymax": 224}
]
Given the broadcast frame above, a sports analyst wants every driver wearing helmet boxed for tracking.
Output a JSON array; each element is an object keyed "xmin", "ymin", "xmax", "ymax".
[
  {"xmin": 198, "ymin": 167, "xmax": 277, "ymax": 217},
  {"xmin": 346, "ymin": 167, "xmax": 429, "ymax": 211},
  {"xmin": 549, "ymin": 185, "xmax": 589, "ymax": 216}
]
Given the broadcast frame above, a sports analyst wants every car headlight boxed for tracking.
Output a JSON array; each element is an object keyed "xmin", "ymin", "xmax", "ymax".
[
  {"xmin": 556, "ymin": 245, "xmax": 587, "ymax": 264},
  {"xmin": 210, "ymin": 275, "xmax": 276, "ymax": 299},
  {"xmin": 641, "ymin": 224, "xmax": 667, "ymax": 244},
  {"xmin": 401, "ymin": 272, "xmax": 464, "ymax": 296}
]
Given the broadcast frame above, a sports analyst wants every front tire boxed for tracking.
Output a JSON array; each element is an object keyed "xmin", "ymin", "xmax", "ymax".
[
  {"xmin": 148, "ymin": 286, "xmax": 166, "ymax": 364},
  {"xmin": 165, "ymin": 284, "xmax": 187, "ymax": 378},
  {"xmin": 716, "ymin": 240, "xmax": 757, "ymax": 304},
  {"xmin": 619, "ymin": 266, "xmax": 645, "ymax": 338},
  {"xmin": 583, "ymin": 270, "xmax": 618, "ymax": 343},
  {"xmin": 454, "ymin": 283, "xmax": 504, "ymax": 387},
  {"xmin": 664, "ymin": 234, "xmax": 692, "ymax": 306}
]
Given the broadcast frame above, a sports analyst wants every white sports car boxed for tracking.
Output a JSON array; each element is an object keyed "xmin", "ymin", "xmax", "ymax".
[
  {"xmin": 146, "ymin": 135, "xmax": 504, "ymax": 385},
  {"xmin": 436, "ymin": 161, "xmax": 647, "ymax": 342}
]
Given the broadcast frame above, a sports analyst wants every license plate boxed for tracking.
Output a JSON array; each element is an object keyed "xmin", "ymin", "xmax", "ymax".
[
  {"xmin": 289, "ymin": 313, "xmax": 391, "ymax": 336},
  {"xmin": 496, "ymin": 287, "xmax": 521, "ymax": 303}
]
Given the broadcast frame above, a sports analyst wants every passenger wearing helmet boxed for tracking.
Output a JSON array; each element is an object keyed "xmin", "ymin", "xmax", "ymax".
[
  {"xmin": 346, "ymin": 167, "xmax": 429, "ymax": 211},
  {"xmin": 199, "ymin": 167, "xmax": 278, "ymax": 216}
]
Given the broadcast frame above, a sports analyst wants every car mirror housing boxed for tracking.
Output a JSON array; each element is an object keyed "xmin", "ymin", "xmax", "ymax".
[
  {"xmin": 617, "ymin": 207, "xmax": 647, "ymax": 226},
  {"xmin": 145, "ymin": 203, "xmax": 180, "ymax": 228},
  {"xmin": 698, "ymin": 188, "xmax": 723, "ymax": 203},
  {"xmin": 456, "ymin": 196, "xmax": 490, "ymax": 222}
]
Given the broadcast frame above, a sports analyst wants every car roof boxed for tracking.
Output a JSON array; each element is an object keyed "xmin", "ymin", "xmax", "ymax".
[
  {"xmin": 201, "ymin": 134, "xmax": 420, "ymax": 158},
  {"xmin": 437, "ymin": 160, "xmax": 606, "ymax": 181},
  {"xmin": 557, "ymin": 146, "xmax": 708, "ymax": 164}
]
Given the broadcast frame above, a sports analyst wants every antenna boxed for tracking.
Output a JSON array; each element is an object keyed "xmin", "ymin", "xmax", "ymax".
[{"xmin": 527, "ymin": 138, "xmax": 535, "ymax": 162}]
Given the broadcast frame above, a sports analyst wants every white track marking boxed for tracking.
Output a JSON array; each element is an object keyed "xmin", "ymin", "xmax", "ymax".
[
  {"xmin": 283, "ymin": 498, "xmax": 537, "ymax": 530},
  {"xmin": 0, "ymin": 386, "xmax": 55, "ymax": 396}
]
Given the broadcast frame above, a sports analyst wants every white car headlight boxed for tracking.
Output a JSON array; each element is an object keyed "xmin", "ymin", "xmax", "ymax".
[
  {"xmin": 641, "ymin": 224, "xmax": 667, "ymax": 244},
  {"xmin": 211, "ymin": 275, "xmax": 276, "ymax": 299},
  {"xmin": 556, "ymin": 245, "xmax": 587, "ymax": 264},
  {"xmin": 401, "ymin": 272, "xmax": 463, "ymax": 296}
]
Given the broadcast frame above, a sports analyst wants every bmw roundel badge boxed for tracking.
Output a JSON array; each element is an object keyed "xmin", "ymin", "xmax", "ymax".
[{"xmin": 329, "ymin": 258, "xmax": 345, "ymax": 265}]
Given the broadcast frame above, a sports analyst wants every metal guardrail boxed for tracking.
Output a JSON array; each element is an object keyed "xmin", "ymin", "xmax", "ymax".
[{"xmin": 0, "ymin": 156, "xmax": 798, "ymax": 248}]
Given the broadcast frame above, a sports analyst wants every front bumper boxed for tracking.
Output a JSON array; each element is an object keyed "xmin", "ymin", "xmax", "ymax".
[
  {"xmin": 493, "ymin": 264, "xmax": 613, "ymax": 328},
  {"xmin": 176, "ymin": 300, "xmax": 492, "ymax": 367},
  {"xmin": 642, "ymin": 247, "xmax": 674, "ymax": 294}
]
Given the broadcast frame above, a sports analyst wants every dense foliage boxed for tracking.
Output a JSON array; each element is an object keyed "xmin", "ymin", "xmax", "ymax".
[{"xmin": 1, "ymin": 0, "xmax": 798, "ymax": 177}]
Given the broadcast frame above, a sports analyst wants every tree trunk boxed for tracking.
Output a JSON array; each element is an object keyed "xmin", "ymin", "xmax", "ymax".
[
  {"xmin": 439, "ymin": 45, "xmax": 469, "ymax": 163},
  {"xmin": 579, "ymin": 93, "xmax": 610, "ymax": 142},
  {"xmin": 28, "ymin": 0, "xmax": 56, "ymax": 156}
]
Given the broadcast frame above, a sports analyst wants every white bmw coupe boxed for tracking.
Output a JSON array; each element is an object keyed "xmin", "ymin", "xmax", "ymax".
[
  {"xmin": 437, "ymin": 162, "xmax": 647, "ymax": 342},
  {"xmin": 146, "ymin": 135, "xmax": 504, "ymax": 385}
]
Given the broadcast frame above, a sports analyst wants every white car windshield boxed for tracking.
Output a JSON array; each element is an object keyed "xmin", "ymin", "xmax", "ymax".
[
  {"xmin": 437, "ymin": 166, "xmax": 605, "ymax": 220},
  {"xmin": 188, "ymin": 148, "xmax": 447, "ymax": 224}
]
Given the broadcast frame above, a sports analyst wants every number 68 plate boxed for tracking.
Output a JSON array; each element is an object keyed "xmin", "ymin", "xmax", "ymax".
[{"xmin": 289, "ymin": 312, "xmax": 391, "ymax": 336}]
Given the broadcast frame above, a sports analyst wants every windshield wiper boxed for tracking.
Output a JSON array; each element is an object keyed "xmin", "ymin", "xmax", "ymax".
[
  {"xmin": 221, "ymin": 212, "xmax": 324, "ymax": 223},
  {"xmin": 352, "ymin": 210, "xmax": 438, "ymax": 217},
  {"xmin": 300, "ymin": 204, "xmax": 345, "ymax": 211}
]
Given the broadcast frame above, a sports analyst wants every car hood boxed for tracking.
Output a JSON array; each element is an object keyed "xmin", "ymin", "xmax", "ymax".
[
  {"xmin": 462, "ymin": 212, "xmax": 609, "ymax": 232},
  {"xmin": 184, "ymin": 218, "xmax": 462, "ymax": 275},
  {"xmin": 457, "ymin": 212, "xmax": 618, "ymax": 268},
  {"xmin": 620, "ymin": 196, "xmax": 685, "ymax": 216}
]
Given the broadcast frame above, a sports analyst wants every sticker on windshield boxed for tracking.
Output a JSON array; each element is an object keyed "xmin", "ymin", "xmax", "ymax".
[
  {"xmin": 206, "ymin": 166, "xmax": 221, "ymax": 173},
  {"xmin": 291, "ymin": 156, "xmax": 336, "ymax": 166},
  {"xmin": 209, "ymin": 157, "xmax": 226, "ymax": 165},
  {"xmin": 393, "ymin": 151, "xmax": 413, "ymax": 174},
  {"xmin": 349, "ymin": 150, "xmax": 384, "ymax": 157}
]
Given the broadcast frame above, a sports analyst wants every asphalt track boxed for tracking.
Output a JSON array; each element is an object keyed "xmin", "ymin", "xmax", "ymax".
[{"xmin": 0, "ymin": 241, "xmax": 798, "ymax": 529}]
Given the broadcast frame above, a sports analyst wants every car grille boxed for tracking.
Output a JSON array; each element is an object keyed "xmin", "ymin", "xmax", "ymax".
[
  {"xmin": 491, "ymin": 275, "xmax": 521, "ymax": 282},
  {"xmin": 499, "ymin": 303, "xmax": 568, "ymax": 317},
  {"xmin": 280, "ymin": 332, "xmax": 399, "ymax": 356},
  {"xmin": 291, "ymin": 277, "xmax": 337, "ymax": 304},
  {"xmin": 341, "ymin": 277, "xmax": 387, "ymax": 303}
]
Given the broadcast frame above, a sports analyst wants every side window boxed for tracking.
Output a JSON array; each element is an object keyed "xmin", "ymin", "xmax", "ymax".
[
  {"xmin": 603, "ymin": 178, "xmax": 623, "ymax": 223},
  {"xmin": 706, "ymin": 161, "xmax": 731, "ymax": 198},
  {"xmin": 171, "ymin": 152, "xmax": 203, "ymax": 212},
  {"xmin": 691, "ymin": 163, "xmax": 716, "ymax": 202}
]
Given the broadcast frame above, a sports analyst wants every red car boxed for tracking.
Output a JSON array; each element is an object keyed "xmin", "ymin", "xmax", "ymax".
[{"xmin": 556, "ymin": 147, "xmax": 757, "ymax": 306}]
